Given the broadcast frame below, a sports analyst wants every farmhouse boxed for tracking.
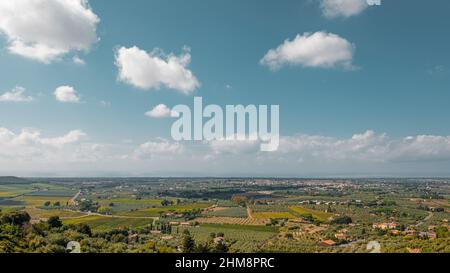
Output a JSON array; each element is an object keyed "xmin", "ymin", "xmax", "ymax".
[
  {"xmin": 334, "ymin": 233, "xmax": 348, "ymax": 240},
  {"xmin": 390, "ymin": 230, "xmax": 401, "ymax": 235},
  {"xmin": 419, "ymin": 232, "xmax": 437, "ymax": 240},
  {"xmin": 405, "ymin": 229, "xmax": 417, "ymax": 237},
  {"xmin": 372, "ymin": 222, "xmax": 398, "ymax": 230}
]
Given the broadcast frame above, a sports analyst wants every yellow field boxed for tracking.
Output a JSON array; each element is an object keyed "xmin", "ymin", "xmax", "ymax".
[{"xmin": 289, "ymin": 206, "xmax": 334, "ymax": 221}]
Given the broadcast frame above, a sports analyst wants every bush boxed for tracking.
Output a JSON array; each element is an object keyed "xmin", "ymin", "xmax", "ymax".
[
  {"xmin": 331, "ymin": 216, "xmax": 353, "ymax": 225},
  {"xmin": 47, "ymin": 216, "xmax": 63, "ymax": 228}
]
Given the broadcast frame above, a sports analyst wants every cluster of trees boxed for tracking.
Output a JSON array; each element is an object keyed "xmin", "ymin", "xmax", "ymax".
[
  {"xmin": 330, "ymin": 216, "xmax": 353, "ymax": 225},
  {"xmin": 231, "ymin": 195, "xmax": 248, "ymax": 207},
  {"xmin": 43, "ymin": 201, "xmax": 61, "ymax": 208},
  {"xmin": 182, "ymin": 230, "xmax": 228, "ymax": 253},
  {"xmin": 160, "ymin": 199, "xmax": 174, "ymax": 206},
  {"xmin": 147, "ymin": 221, "xmax": 172, "ymax": 234},
  {"xmin": 0, "ymin": 210, "xmax": 180, "ymax": 253},
  {"xmin": 417, "ymin": 204, "xmax": 445, "ymax": 212},
  {"xmin": 79, "ymin": 200, "xmax": 99, "ymax": 212}
]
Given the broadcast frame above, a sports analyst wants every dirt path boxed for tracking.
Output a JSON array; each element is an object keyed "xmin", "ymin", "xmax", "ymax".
[
  {"xmin": 68, "ymin": 190, "xmax": 81, "ymax": 205},
  {"xmin": 415, "ymin": 211, "xmax": 433, "ymax": 227},
  {"xmin": 247, "ymin": 206, "xmax": 253, "ymax": 219}
]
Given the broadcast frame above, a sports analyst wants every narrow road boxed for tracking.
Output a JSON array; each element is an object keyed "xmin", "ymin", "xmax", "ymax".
[
  {"xmin": 415, "ymin": 211, "xmax": 433, "ymax": 227},
  {"xmin": 247, "ymin": 206, "xmax": 253, "ymax": 219},
  {"xmin": 68, "ymin": 190, "xmax": 81, "ymax": 205}
]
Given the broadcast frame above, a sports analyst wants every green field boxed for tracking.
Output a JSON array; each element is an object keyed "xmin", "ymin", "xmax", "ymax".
[
  {"xmin": 178, "ymin": 223, "xmax": 277, "ymax": 252},
  {"xmin": 205, "ymin": 207, "xmax": 248, "ymax": 218},
  {"xmin": 15, "ymin": 195, "xmax": 71, "ymax": 207},
  {"xmin": 63, "ymin": 215, "xmax": 153, "ymax": 231},
  {"xmin": 250, "ymin": 205, "xmax": 291, "ymax": 212},
  {"xmin": 26, "ymin": 207, "xmax": 85, "ymax": 219},
  {"xmin": 252, "ymin": 211, "xmax": 296, "ymax": 219},
  {"xmin": 95, "ymin": 198, "xmax": 178, "ymax": 212},
  {"xmin": 0, "ymin": 184, "xmax": 36, "ymax": 197},
  {"xmin": 115, "ymin": 203, "xmax": 212, "ymax": 217}
]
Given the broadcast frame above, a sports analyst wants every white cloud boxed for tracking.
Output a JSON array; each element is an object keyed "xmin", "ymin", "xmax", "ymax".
[
  {"xmin": 260, "ymin": 32, "xmax": 355, "ymax": 70},
  {"xmin": 2, "ymin": 126, "xmax": 450, "ymax": 176},
  {"xmin": 0, "ymin": 86, "xmax": 33, "ymax": 102},
  {"xmin": 73, "ymin": 55, "xmax": 86, "ymax": 65},
  {"xmin": 278, "ymin": 130, "xmax": 389, "ymax": 162},
  {"xmin": 131, "ymin": 138, "xmax": 184, "ymax": 160},
  {"xmin": 0, "ymin": 127, "xmax": 86, "ymax": 161},
  {"xmin": 54, "ymin": 85, "xmax": 81, "ymax": 103},
  {"xmin": 145, "ymin": 104, "xmax": 176, "ymax": 118},
  {"xmin": 0, "ymin": 0, "xmax": 99, "ymax": 63},
  {"xmin": 209, "ymin": 138, "xmax": 260, "ymax": 155},
  {"xmin": 40, "ymin": 130, "xmax": 87, "ymax": 147},
  {"xmin": 115, "ymin": 46, "xmax": 200, "ymax": 94},
  {"xmin": 320, "ymin": 0, "xmax": 369, "ymax": 19},
  {"xmin": 275, "ymin": 130, "xmax": 450, "ymax": 164},
  {"xmin": 390, "ymin": 135, "xmax": 450, "ymax": 162}
]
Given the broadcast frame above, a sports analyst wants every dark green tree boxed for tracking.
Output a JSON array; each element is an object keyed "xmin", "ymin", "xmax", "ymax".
[
  {"xmin": 182, "ymin": 231, "xmax": 196, "ymax": 253},
  {"xmin": 47, "ymin": 216, "xmax": 63, "ymax": 228}
]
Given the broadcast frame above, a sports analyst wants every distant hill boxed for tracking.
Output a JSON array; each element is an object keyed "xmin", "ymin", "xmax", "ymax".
[{"xmin": 0, "ymin": 176, "xmax": 31, "ymax": 185}]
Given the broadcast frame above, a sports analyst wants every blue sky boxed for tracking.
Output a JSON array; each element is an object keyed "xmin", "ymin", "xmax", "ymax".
[{"xmin": 0, "ymin": 0, "xmax": 450, "ymax": 176}]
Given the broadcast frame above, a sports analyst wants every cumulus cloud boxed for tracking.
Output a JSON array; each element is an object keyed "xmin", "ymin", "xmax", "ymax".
[
  {"xmin": 320, "ymin": 0, "xmax": 369, "ymax": 19},
  {"xmin": 0, "ymin": 0, "xmax": 99, "ymax": 63},
  {"xmin": 40, "ymin": 130, "xmax": 87, "ymax": 147},
  {"xmin": 54, "ymin": 85, "xmax": 81, "ymax": 103},
  {"xmin": 278, "ymin": 130, "xmax": 389, "ymax": 162},
  {"xmin": 115, "ymin": 46, "xmax": 200, "ymax": 94},
  {"xmin": 390, "ymin": 135, "xmax": 450, "ymax": 162},
  {"xmin": 131, "ymin": 138, "xmax": 184, "ymax": 160},
  {"xmin": 0, "ymin": 86, "xmax": 33, "ymax": 102},
  {"xmin": 260, "ymin": 32, "xmax": 355, "ymax": 70},
  {"xmin": 145, "ymin": 104, "xmax": 176, "ymax": 118},
  {"xmin": 72, "ymin": 55, "xmax": 86, "ymax": 65},
  {"xmin": 209, "ymin": 139, "xmax": 261, "ymax": 155},
  {"xmin": 0, "ymin": 127, "xmax": 86, "ymax": 161},
  {"xmin": 275, "ymin": 130, "xmax": 450, "ymax": 164},
  {"xmin": 2, "ymin": 126, "xmax": 450, "ymax": 176}
]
